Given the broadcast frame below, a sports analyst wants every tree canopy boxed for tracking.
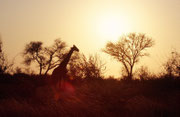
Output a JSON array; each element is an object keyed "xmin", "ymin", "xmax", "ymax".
[
  {"xmin": 103, "ymin": 33, "xmax": 154, "ymax": 80},
  {"xmin": 23, "ymin": 39, "xmax": 66, "ymax": 75}
]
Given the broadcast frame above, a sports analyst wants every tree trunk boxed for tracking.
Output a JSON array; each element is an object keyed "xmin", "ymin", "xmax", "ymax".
[
  {"xmin": 128, "ymin": 65, "xmax": 134, "ymax": 80},
  {"xmin": 44, "ymin": 69, "xmax": 49, "ymax": 76},
  {"xmin": 39, "ymin": 65, "xmax": 42, "ymax": 75},
  {"xmin": 126, "ymin": 73, "xmax": 132, "ymax": 81}
]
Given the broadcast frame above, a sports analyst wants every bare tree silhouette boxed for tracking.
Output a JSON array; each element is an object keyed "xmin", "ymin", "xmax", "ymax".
[
  {"xmin": 23, "ymin": 39, "xmax": 66, "ymax": 75},
  {"xmin": 103, "ymin": 33, "xmax": 154, "ymax": 80},
  {"xmin": 0, "ymin": 38, "xmax": 13, "ymax": 74},
  {"xmin": 164, "ymin": 50, "xmax": 180, "ymax": 77},
  {"xmin": 68, "ymin": 53, "xmax": 106, "ymax": 79},
  {"xmin": 44, "ymin": 39, "xmax": 66, "ymax": 75}
]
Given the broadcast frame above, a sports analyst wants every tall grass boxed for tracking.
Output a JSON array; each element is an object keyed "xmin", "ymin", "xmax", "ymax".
[{"xmin": 0, "ymin": 74, "xmax": 180, "ymax": 117}]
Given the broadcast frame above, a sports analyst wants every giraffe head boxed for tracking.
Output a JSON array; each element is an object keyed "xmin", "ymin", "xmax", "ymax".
[{"xmin": 71, "ymin": 45, "xmax": 79, "ymax": 52}]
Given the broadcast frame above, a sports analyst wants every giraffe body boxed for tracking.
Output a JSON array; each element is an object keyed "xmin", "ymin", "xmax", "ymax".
[{"xmin": 51, "ymin": 45, "xmax": 79, "ymax": 87}]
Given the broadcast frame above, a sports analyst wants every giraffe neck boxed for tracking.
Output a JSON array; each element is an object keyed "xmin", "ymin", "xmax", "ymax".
[{"xmin": 59, "ymin": 48, "xmax": 74, "ymax": 68}]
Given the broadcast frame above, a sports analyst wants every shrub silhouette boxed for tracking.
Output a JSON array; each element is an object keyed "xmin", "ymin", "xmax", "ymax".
[
  {"xmin": 0, "ymin": 38, "xmax": 14, "ymax": 74},
  {"xmin": 68, "ymin": 53, "xmax": 106, "ymax": 79},
  {"xmin": 163, "ymin": 50, "xmax": 180, "ymax": 77},
  {"xmin": 135, "ymin": 66, "xmax": 152, "ymax": 80}
]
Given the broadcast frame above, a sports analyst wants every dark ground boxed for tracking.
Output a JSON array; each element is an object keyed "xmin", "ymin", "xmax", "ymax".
[{"xmin": 0, "ymin": 74, "xmax": 180, "ymax": 117}]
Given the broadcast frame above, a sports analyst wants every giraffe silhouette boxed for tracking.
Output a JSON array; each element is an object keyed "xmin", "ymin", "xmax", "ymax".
[{"xmin": 51, "ymin": 45, "xmax": 79, "ymax": 90}]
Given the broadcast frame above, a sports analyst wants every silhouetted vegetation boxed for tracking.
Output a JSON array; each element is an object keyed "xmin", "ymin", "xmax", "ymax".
[
  {"xmin": 0, "ymin": 38, "xmax": 13, "ymax": 74},
  {"xmin": 23, "ymin": 39, "xmax": 66, "ymax": 75},
  {"xmin": 135, "ymin": 65, "xmax": 152, "ymax": 80},
  {"xmin": 68, "ymin": 53, "xmax": 106, "ymax": 79},
  {"xmin": 163, "ymin": 50, "xmax": 180, "ymax": 77},
  {"xmin": 103, "ymin": 33, "xmax": 154, "ymax": 80},
  {"xmin": 0, "ymin": 35, "xmax": 180, "ymax": 117},
  {"xmin": 0, "ymin": 74, "xmax": 180, "ymax": 117}
]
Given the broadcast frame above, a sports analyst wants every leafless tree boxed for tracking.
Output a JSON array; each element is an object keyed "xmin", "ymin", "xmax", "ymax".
[
  {"xmin": 44, "ymin": 39, "xmax": 66, "ymax": 75},
  {"xmin": 103, "ymin": 33, "xmax": 154, "ymax": 80},
  {"xmin": 23, "ymin": 39, "xmax": 66, "ymax": 75},
  {"xmin": 164, "ymin": 50, "xmax": 180, "ymax": 77},
  {"xmin": 68, "ymin": 53, "xmax": 106, "ymax": 79},
  {"xmin": 0, "ymin": 38, "xmax": 14, "ymax": 74}
]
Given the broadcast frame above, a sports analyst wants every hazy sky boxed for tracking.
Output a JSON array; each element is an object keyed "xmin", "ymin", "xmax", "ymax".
[{"xmin": 0, "ymin": 0, "xmax": 180, "ymax": 77}]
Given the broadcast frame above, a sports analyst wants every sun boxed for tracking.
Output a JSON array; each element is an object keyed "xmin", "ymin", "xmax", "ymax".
[{"xmin": 96, "ymin": 14, "xmax": 130, "ymax": 41}]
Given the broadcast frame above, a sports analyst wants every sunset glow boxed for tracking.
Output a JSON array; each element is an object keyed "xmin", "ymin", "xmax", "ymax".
[
  {"xmin": 0, "ymin": 1, "xmax": 180, "ymax": 116},
  {"xmin": 0, "ymin": 0, "xmax": 180, "ymax": 77},
  {"xmin": 97, "ymin": 14, "xmax": 130, "ymax": 40}
]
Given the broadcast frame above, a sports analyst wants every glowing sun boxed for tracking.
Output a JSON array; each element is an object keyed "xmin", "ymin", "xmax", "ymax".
[{"xmin": 97, "ymin": 14, "xmax": 130, "ymax": 41}]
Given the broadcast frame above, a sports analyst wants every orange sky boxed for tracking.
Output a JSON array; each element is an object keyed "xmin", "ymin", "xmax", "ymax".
[{"xmin": 0, "ymin": 0, "xmax": 180, "ymax": 77}]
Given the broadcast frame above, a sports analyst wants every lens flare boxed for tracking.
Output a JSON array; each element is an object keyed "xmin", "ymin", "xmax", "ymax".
[{"xmin": 53, "ymin": 81, "xmax": 75, "ymax": 101}]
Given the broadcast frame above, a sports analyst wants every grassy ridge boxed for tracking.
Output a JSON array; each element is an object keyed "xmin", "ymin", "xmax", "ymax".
[{"xmin": 0, "ymin": 75, "xmax": 180, "ymax": 117}]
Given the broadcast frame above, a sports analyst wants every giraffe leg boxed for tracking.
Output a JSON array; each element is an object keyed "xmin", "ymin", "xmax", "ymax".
[{"xmin": 53, "ymin": 80, "xmax": 62, "ymax": 101}]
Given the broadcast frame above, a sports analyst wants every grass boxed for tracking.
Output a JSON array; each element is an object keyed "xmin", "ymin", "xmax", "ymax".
[{"xmin": 0, "ymin": 74, "xmax": 180, "ymax": 117}]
